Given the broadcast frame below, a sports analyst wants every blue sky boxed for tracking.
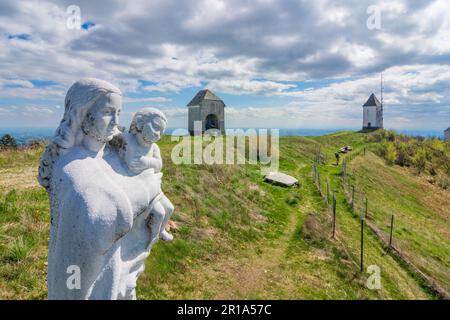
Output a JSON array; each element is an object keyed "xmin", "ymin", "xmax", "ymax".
[{"xmin": 0, "ymin": 0, "xmax": 449, "ymax": 131}]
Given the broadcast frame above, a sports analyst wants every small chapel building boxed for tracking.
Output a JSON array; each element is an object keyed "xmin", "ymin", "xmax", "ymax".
[
  {"xmin": 362, "ymin": 93, "xmax": 383, "ymax": 130},
  {"xmin": 187, "ymin": 89, "xmax": 225, "ymax": 135}
]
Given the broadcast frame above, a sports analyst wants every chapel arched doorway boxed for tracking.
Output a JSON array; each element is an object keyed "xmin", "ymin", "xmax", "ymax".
[{"xmin": 205, "ymin": 114, "xmax": 219, "ymax": 131}]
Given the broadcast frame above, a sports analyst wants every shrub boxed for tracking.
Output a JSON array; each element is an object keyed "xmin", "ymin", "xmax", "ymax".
[
  {"xmin": 436, "ymin": 172, "xmax": 449, "ymax": 190},
  {"xmin": 386, "ymin": 142, "xmax": 397, "ymax": 165},
  {"xmin": 431, "ymin": 138, "xmax": 444, "ymax": 153},
  {"xmin": 385, "ymin": 130, "xmax": 396, "ymax": 142},
  {"xmin": 367, "ymin": 131, "xmax": 383, "ymax": 143},
  {"xmin": 373, "ymin": 131, "xmax": 449, "ymax": 188},
  {"xmin": 396, "ymin": 142, "xmax": 411, "ymax": 166},
  {"xmin": 412, "ymin": 149, "xmax": 427, "ymax": 174},
  {"xmin": 375, "ymin": 141, "xmax": 387, "ymax": 158},
  {"xmin": 0, "ymin": 134, "xmax": 17, "ymax": 150},
  {"xmin": 26, "ymin": 139, "xmax": 47, "ymax": 149}
]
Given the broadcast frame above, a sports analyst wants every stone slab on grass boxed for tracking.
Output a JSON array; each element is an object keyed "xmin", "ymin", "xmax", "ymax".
[{"xmin": 264, "ymin": 171, "xmax": 298, "ymax": 187}]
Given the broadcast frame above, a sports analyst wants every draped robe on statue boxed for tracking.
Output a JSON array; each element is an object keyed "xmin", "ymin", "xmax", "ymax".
[{"xmin": 47, "ymin": 145, "xmax": 162, "ymax": 299}]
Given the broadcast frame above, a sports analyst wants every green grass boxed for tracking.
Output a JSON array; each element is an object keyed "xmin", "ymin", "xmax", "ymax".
[
  {"xmin": 0, "ymin": 132, "xmax": 446, "ymax": 299},
  {"xmin": 346, "ymin": 152, "xmax": 450, "ymax": 294}
]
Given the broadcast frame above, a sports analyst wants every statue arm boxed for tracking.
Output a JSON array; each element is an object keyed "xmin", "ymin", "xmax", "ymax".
[
  {"xmin": 127, "ymin": 145, "xmax": 162, "ymax": 174},
  {"xmin": 149, "ymin": 144, "xmax": 162, "ymax": 173},
  {"xmin": 127, "ymin": 154, "xmax": 152, "ymax": 174}
]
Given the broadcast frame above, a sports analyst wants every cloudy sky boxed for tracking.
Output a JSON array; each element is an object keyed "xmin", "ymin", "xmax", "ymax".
[{"xmin": 0, "ymin": 0, "xmax": 449, "ymax": 130}]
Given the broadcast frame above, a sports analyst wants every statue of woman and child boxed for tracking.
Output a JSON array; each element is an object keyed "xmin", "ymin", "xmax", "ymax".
[{"xmin": 38, "ymin": 78, "xmax": 175, "ymax": 299}]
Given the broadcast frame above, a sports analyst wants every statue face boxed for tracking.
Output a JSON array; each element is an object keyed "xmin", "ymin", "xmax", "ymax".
[
  {"xmin": 137, "ymin": 116, "xmax": 166, "ymax": 146},
  {"xmin": 83, "ymin": 93, "xmax": 122, "ymax": 142}
]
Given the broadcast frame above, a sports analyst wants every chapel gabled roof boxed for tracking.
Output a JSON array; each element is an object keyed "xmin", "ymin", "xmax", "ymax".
[
  {"xmin": 363, "ymin": 93, "xmax": 382, "ymax": 107},
  {"xmin": 187, "ymin": 89, "xmax": 225, "ymax": 106}
]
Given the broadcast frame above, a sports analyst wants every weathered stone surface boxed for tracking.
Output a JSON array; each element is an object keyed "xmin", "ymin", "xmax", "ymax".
[
  {"xmin": 38, "ymin": 78, "xmax": 174, "ymax": 300},
  {"xmin": 264, "ymin": 171, "xmax": 298, "ymax": 187}
]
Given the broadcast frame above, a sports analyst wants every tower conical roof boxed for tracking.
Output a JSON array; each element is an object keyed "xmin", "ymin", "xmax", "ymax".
[
  {"xmin": 363, "ymin": 93, "xmax": 382, "ymax": 107},
  {"xmin": 187, "ymin": 89, "xmax": 225, "ymax": 106}
]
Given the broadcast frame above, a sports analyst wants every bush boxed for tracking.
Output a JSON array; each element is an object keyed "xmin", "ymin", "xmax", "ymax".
[
  {"xmin": 385, "ymin": 130, "xmax": 396, "ymax": 142},
  {"xmin": 367, "ymin": 129, "xmax": 396, "ymax": 143},
  {"xmin": 436, "ymin": 172, "xmax": 449, "ymax": 190},
  {"xmin": 26, "ymin": 139, "xmax": 47, "ymax": 149},
  {"xmin": 395, "ymin": 142, "xmax": 411, "ymax": 166},
  {"xmin": 412, "ymin": 149, "xmax": 427, "ymax": 174},
  {"xmin": 386, "ymin": 142, "xmax": 397, "ymax": 165},
  {"xmin": 373, "ymin": 131, "xmax": 449, "ymax": 188},
  {"xmin": 0, "ymin": 134, "xmax": 17, "ymax": 150},
  {"xmin": 431, "ymin": 139, "xmax": 444, "ymax": 153}
]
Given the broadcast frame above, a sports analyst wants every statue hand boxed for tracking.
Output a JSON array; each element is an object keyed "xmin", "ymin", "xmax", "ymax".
[{"xmin": 128, "ymin": 158, "xmax": 149, "ymax": 173}]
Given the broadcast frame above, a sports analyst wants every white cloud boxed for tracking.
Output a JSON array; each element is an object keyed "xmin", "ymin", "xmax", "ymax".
[
  {"xmin": 0, "ymin": 79, "xmax": 65, "ymax": 100},
  {"xmin": 0, "ymin": 0, "xmax": 448, "ymax": 130},
  {"xmin": 123, "ymin": 96, "xmax": 171, "ymax": 103},
  {"xmin": 207, "ymin": 79, "xmax": 295, "ymax": 95},
  {"xmin": 0, "ymin": 104, "xmax": 61, "ymax": 127}
]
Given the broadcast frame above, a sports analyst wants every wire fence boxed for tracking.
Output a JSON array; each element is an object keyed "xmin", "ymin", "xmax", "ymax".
[{"xmin": 311, "ymin": 147, "xmax": 448, "ymax": 299}]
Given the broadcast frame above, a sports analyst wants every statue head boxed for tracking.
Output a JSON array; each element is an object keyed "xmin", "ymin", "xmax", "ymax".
[
  {"xmin": 38, "ymin": 78, "xmax": 122, "ymax": 189},
  {"xmin": 129, "ymin": 108, "xmax": 167, "ymax": 147},
  {"xmin": 58, "ymin": 78, "xmax": 122, "ymax": 147}
]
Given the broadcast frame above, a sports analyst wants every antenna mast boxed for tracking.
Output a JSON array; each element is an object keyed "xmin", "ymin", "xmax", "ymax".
[
  {"xmin": 380, "ymin": 73, "xmax": 383, "ymax": 106},
  {"xmin": 380, "ymin": 72, "xmax": 384, "ymax": 128}
]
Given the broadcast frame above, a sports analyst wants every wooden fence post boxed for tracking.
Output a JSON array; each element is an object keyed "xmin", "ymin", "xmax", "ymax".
[{"xmin": 389, "ymin": 214, "xmax": 394, "ymax": 248}]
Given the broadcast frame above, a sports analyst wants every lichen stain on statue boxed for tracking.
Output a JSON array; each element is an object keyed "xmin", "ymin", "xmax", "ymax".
[{"xmin": 38, "ymin": 78, "xmax": 174, "ymax": 300}]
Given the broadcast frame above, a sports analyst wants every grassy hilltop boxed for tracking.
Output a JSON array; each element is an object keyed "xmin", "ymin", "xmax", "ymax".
[{"xmin": 0, "ymin": 131, "xmax": 448, "ymax": 299}]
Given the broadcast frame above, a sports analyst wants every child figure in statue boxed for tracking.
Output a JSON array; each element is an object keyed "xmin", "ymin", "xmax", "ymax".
[{"xmin": 116, "ymin": 108, "xmax": 174, "ymax": 242}]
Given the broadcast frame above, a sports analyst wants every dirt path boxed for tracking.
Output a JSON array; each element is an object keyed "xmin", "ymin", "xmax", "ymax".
[
  {"xmin": 178, "ymin": 201, "xmax": 302, "ymax": 300},
  {"xmin": 213, "ymin": 206, "xmax": 300, "ymax": 299}
]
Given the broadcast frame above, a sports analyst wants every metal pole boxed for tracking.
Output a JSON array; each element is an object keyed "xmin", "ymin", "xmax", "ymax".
[
  {"xmin": 327, "ymin": 180, "xmax": 330, "ymax": 204},
  {"xmin": 389, "ymin": 214, "xmax": 394, "ymax": 248},
  {"xmin": 345, "ymin": 160, "xmax": 347, "ymax": 178},
  {"xmin": 365, "ymin": 197, "xmax": 368, "ymax": 219},
  {"xmin": 317, "ymin": 172, "xmax": 321, "ymax": 192},
  {"xmin": 344, "ymin": 160, "xmax": 346, "ymax": 180},
  {"xmin": 332, "ymin": 190, "xmax": 336, "ymax": 238},
  {"xmin": 360, "ymin": 208, "xmax": 365, "ymax": 272},
  {"xmin": 342, "ymin": 159, "xmax": 345, "ymax": 178}
]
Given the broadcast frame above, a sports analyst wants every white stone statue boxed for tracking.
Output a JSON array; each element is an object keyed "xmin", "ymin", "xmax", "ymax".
[
  {"xmin": 38, "ymin": 78, "xmax": 173, "ymax": 300},
  {"xmin": 113, "ymin": 108, "xmax": 174, "ymax": 242}
]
